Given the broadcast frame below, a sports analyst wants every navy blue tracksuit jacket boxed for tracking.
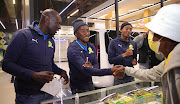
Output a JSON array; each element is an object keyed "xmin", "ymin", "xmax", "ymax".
[
  {"xmin": 67, "ymin": 40, "xmax": 112, "ymax": 90},
  {"xmin": 2, "ymin": 21, "xmax": 66, "ymax": 95},
  {"xmin": 108, "ymin": 35, "xmax": 137, "ymax": 82}
]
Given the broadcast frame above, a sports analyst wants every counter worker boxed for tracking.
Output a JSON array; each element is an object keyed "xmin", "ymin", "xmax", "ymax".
[
  {"xmin": 67, "ymin": 19, "xmax": 123, "ymax": 94},
  {"xmin": 114, "ymin": 4, "xmax": 180, "ymax": 104},
  {"xmin": 108, "ymin": 22, "xmax": 137, "ymax": 85},
  {"xmin": 2, "ymin": 9, "xmax": 69, "ymax": 104}
]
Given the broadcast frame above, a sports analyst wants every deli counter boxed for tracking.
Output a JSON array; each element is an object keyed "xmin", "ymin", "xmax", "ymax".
[{"xmin": 41, "ymin": 80, "xmax": 161, "ymax": 104}]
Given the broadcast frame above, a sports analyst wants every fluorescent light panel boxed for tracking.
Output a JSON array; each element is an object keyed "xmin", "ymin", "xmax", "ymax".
[
  {"xmin": 87, "ymin": 0, "xmax": 124, "ymax": 18},
  {"xmin": 98, "ymin": 14, "xmax": 108, "ymax": 18},
  {"xmin": 70, "ymin": 9, "xmax": 79, "ymax": 16},
  {"xmin": 142, "ymin": 4, "xmax": 153, "ymax": 7},
  {"xmin": 128, "ymin": 9, "xmax": 138, "ymax": 12},
  {"xmin": 59, "ymin": 0, "xmax": 76, "ymax": 15},
  {"xmin": 15, "ymin": 19, "xmax": 18, "ymax": 30},
  {"xmin": 129, "ymin": 15, "xmax": 154, "ymax": 23},
  {"xmin": 111, "ymin": 0, "xmax": 170, "ymax": 20},
  {"xmin": 87, "ymin": 4, "xmax": 114, "ymax": 18},
  {"xmin": 0, "ymin": 21, "xmax": 6, "ymax": 29}
]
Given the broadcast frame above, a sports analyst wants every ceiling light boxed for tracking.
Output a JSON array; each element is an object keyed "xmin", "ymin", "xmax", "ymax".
[
  {"xmin": 67, "ymin": 16, "xmax": 70, "ymax": 19},
  {"xmin": 87, "ymin": 0, "xmax": 124, "ymax": 18},
  {"xmin": 59, "ymin": 0, "xmax": 76, "ymax": 15},
  {"xmin": 98, "ymin": 14, "xmax": 108, "ymax": 18},
  {"xmin": 13, "ymin": 0, "xmax": 15, "ymax": 4},
  {"xmin": 142, "ymin": 4, "xmax": 153, "ymax": 7},
  {"xmin": 15, "ymin": 19, "xmax": 18, "ymax": 30},
  {"xmin": 88, "ymin": 4, "xmax": 114, "ymax": 18},
  {"xmin": 129, "ymin": 15, "xmax": 154, "ymax": 23},
  {"xmin": 128, "ymin": 9, "xmax": 138, "ymax": 12},
  {"xmin": 0, "ymin": 21, "xmax": 6, "ymax": 29},
  {"xmin": 119, "ymin": 13, "xmax": 125, "ymax": 15},
  {"xmin": 111, "ymin": 0, "xmax": 170, "ymax": 20},
  {"xmin": 70, "ymin": 9, "xmax": 79, "ymax": 16}
]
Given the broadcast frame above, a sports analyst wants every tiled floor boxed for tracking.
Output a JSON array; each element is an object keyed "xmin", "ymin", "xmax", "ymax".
[{"xmin": 0, "ymin": 69, "xmax": 15, "ymax": 104}]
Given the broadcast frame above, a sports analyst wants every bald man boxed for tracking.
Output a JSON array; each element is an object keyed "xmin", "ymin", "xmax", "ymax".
[{"xmin": 2, "ymin": 9, "xmax": 68, "ymax": 104}]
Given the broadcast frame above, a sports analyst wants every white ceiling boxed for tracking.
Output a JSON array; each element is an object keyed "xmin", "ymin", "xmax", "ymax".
[{"xmin": 81, "ymin": 0, "xmax": 180, "ymax": 28}]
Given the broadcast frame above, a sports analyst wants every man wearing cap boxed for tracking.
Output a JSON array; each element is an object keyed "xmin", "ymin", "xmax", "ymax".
[
  {"xmin": 67, "ymin": 19, "xmax": 123, "ymax": 95},
  {"xmin": 108, "ymin": 22, "xmax": 137, "ymax": 85},
  {"xmin": 113, "ymin": 4, "xmax": 180, "ymax": 104}
]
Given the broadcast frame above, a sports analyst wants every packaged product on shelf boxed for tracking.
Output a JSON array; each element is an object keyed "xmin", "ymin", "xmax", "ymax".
[
  {"xmin": 144, "ymin": 86, "xmax": 162, "ymax": 96},
  {"xmin": 126, "ymin": 89, "xmax": 156, "ymax": 104},
  {"xmin": 100, "ymin": 93, "xmax": 133, "ymax": 104}
]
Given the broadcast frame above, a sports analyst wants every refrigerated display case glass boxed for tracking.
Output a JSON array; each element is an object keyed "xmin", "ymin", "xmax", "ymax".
[{"xmin": 41, "ymin": 80, "xmax": 161, "ymax": 104}]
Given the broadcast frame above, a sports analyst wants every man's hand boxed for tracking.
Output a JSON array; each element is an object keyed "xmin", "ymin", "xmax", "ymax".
[
  {"xmin": 131, "ymin": 58, "xmax": 137, "ymax": 65},
  {"xmin": 111, "ymin": 65, "xmax": 125, "ymax": 79},
  {"xmin": 122, "ymin": 48, "xmax": 133, "ymax": 57},
  {"xmin": 32, "ymin": 71, "xmax": 54, "ymax": 83},
  {"xmin": 82, "ymin": 61, "xmax": 93, "ymax": 68},
  {"xmin": 60, "ymin": 71, "xmax": 69, "ymax": 85},
  {"xmin": 111, "ymin": 65, "xmax": 123, "ymax": 73}
]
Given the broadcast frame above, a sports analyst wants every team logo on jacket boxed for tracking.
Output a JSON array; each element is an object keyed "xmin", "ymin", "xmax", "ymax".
[
  {"xmin": 88, "ymin": 47, "xmax": 94, "ymax": 54},
  {"xmin": 48, "ymin": 41, "xmax": 54, "ymax": 49},
  {"xmin": 32, "ymin": 38, "xmax": 38, "ymax": 43},
  {"xmin": 129, "ymin": 44, "xmax": 134, "ymax": 50},
  {"xmin": 118, "ymin": 44, "xmax": 122, "ymax": 48}
]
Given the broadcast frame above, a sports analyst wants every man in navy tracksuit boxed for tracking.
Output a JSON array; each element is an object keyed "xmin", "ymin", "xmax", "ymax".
[
  {"xmin": 67, "ymin": 19, "xmax": 122, "ymax": 95},
  {"xmin": 108, "ymin": 22, "xmax": 137, "ymax": 85},
  {"xmin": 2, "ymin": 9, "xmax": 68, "ymax": 104}
]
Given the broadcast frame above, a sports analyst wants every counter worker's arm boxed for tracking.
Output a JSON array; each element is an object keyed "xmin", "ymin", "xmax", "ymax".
[
  {"xmin": 2, "ymin": 31, "xmax": 34, "ymax": 80},
  {"xmin": 67, "ymin": 48, "xmax": 112, "ymax": 76},
  {"xmin": 108, "ymin": 40, "xmax": 124, "ymax": 65},
  {"xmin": 125, "ymin": 61, "xmax": 165, "ymax": 82}
]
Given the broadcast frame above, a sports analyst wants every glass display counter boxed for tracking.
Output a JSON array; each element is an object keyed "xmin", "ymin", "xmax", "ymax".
[{"xmin": 41, "ymin": 80, "xmax": 161, "ymax": 104}]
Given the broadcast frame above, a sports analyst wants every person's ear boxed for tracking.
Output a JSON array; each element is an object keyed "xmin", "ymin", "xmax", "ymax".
[
  {"xmin": 120, "ymin": 30, "xmax": 122, "ymax": 33},
  {"xmin": 74, "ymin": 32, "xmax": 77, "ymax": 37}
]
